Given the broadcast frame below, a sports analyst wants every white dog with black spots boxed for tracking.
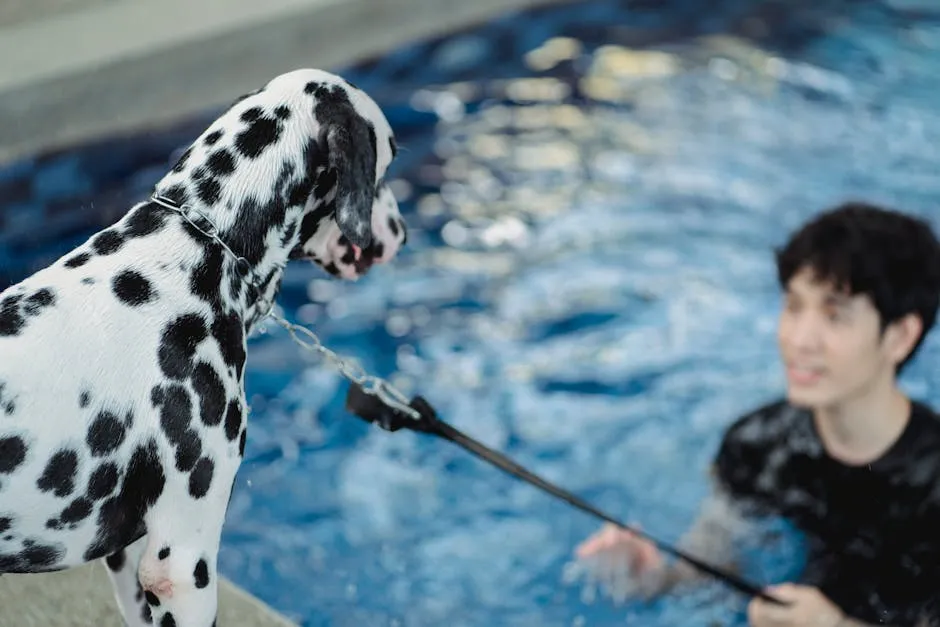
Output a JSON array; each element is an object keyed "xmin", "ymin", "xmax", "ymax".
[{"xmin": 0, "ymin": 68, "xmax": 407, "ymax": 627}]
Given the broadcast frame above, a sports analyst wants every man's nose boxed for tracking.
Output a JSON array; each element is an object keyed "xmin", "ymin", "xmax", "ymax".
[{"xmin": 787, "ymin": 312, "xmax": 823, "ymax": 350}]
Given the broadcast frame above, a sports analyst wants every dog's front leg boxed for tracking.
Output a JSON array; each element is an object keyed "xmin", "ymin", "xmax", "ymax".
[
  {"xmin": 137, "ymin": 454, "xmax": 239, "ymax": 627},
  {"xmin": 104, "ymin": 536, "xmax": 154, "ymax": 626}
]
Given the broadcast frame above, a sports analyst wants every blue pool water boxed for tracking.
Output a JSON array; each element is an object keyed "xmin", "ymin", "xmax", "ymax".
[{"xmin": 4, "ymin": 0, "xmax": 940, "ymax": 625}]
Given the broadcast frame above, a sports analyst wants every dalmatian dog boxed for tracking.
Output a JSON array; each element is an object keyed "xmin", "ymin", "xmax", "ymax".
[{"xmin": 0, "ymin": 68, "xmax": 407, "ymax": 626}]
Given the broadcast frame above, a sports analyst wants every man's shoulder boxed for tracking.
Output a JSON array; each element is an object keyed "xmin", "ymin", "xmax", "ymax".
[
  {"xmin": 708, "ymin": 398, "xmax": 805, "ymax": 509},
  {"xmin": 720, "ymin": 397, "xmax": 808, "ymax": 449}
]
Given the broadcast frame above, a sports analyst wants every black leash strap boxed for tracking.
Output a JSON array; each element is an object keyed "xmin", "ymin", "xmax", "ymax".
[{"xmin": 344, "ymin": 383, "xmax": 786, "ymax": 606}]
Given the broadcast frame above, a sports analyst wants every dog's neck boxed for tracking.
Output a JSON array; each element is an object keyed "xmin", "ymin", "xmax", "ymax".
[{"xmin": 148, "ymin": 174, "xmax": 313, "ymax": 331}]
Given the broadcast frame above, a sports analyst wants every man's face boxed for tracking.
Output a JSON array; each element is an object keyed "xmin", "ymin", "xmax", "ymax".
[{"xmin": 777, "ymin": 266, "xmax": 896, "ymax": 409}]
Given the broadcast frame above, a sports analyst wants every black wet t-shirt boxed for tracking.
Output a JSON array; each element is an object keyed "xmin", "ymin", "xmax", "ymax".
[{"xmin": 714, "ymin": 399, "xmax": 940, "ymax": 626}]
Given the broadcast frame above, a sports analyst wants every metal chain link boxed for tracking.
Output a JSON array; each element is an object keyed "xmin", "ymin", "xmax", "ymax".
[{"xmin": 150, "ymin": 194, "xmax": 422, "ymax": 421}]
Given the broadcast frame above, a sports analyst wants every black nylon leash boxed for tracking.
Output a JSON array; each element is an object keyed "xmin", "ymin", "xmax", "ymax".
[{"xmin": 344, "ymin": 382, "xmax": 787, "ymax": 606}]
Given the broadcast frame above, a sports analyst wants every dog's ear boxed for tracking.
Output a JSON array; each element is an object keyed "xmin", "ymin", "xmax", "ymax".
[{"xmin": 319, "ymin": 104, "xmax": 377, "ymax": 250}]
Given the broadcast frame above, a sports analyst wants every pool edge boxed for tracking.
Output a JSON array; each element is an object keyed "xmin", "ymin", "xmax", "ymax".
[
  {"xmin": 0, "ymin": 0, "xmax": 570, "ymax": 166},
  {"xmin": 0, "ymin": 560, "xmax": 298, "ymax": 626}
]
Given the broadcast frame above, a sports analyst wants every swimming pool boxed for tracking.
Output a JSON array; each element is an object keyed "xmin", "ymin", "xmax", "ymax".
[{"xmin": 3, "ymin": 0, "xmax": 940, "ymax": 624}]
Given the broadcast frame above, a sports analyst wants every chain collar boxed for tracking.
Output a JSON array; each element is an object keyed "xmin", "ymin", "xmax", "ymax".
[{"xmin": 149, "ymin": 193, "xmax": 420, "ymax": 420}]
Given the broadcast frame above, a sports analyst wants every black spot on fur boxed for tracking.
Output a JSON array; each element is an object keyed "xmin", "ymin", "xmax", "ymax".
[
  {"xmin": 161, "ymin": 612, "xmax": 177, "ymax": 627},
  {"xmin": 211, "ymin": 313, "xmax": 246, "ymax": 381},
  {"xmin": 194, "ymin": 558, "xmax": 210, "ymax": 588},
  {"xmin": 79, "ymin": 391, "xmax": 91, "ymax": 408},
  {"xmin": 196, "ymin": 177, "xmax": 222, "ymax": 206},
  {"xmin": 206, "ymin": 149, "xmax": 236, "ymax": 177},
  {"xmin": 274, "ymin": 105, "xmax": 291, "ymax": 119},
  {"xmin": 190, "ymin": 247, "xmax": 224, "ymax": 307},
  {"xmin": 240, "ymin": 107, "xmax": 262, "ymax": 122},
  {"xmin": 0, "ymin": 295, "xmax": 25, "ymax": 336},
  {"xmin": 388, "ymin": 216, "xmax": 400, "ymax": 237},
  {"xmin": 313, "ymin": 167, "xmax": 337, "ymax": 201},
  {"xmin": 287, "ymin": 178, "xmax": 314, "ymax": 207},
  {"xmin": 64, "ymin": 252, "xmax": 91, "ymax": 268},
  {"xmin": 160, "ymin": 184, "xmax": 189, "ymax": 207},
  {"xmin": 158, "ymin": 314, "xmax": 209, "ymax": 379},
  {"xmin": 304, "ymin": 81, "xmax": 321, "ymax": 94},
  {"xmin": 0, "ymin": 537, "xmax": 65, "ymax": 572},
  {"xmin": 0, "ymin": 436, "xmax": 26, "ymax": 473},
  {"xmin": 158, "ymin": 547, "xmax": 170, "ymax": 560},
  {"xmin": 23, "ymin": 289, "xmax": 54, "ymax": 316},
  {"xmin": 84, "ymin": 439, "xmax": 165, "ymax": 561},
  {"xmin": 112, "ymin": 270, "xmax": 156, "ymax": 306},
  {"xmin": 234, "ymin": 113, "xmax": 282, "ymax": 159},
  {"xmin": 91, "ymin": 230, "xmax": 126, "ymax": 255},
  {"xmin": 87, "ymin": 462, "xmax": 119, "ymax": 500},
  {"xmin": 87, "ymin": 411, "xmax": 126, "ymax": 456},
  {"xmin": 204, "ymin": 130, "xmax": 223, "ymax": 146},
  {"xmin": 146, "ymin": 590, "xmax": 161, "ymax": 606},
  {"xmin": 172, "ymin": 147, "xmax": 192, "ymax": 173},
  {"xmin": 158, "ymin": 385, "xmax": 192, "ymax": 446},
  {"xmin": 37, "ymin": 449, "xmax": 78, "ymax": 497},
  {"xmin": 192, "ymin": 363, "xmax": 226, "ymax": 427},
  {"xmin": 224, "ymin": 400, "xmax": 242, "ymax": 441},
  {"xmin": 22, "ymin": 542, "xmax": 63, "ymax": 570},
  {"xmin": 0, "ymin": 383, "xmax": 16, "ymax": 415},
  {"xmin": 60, "ymin": 497, "xmax": 92, "ymax": 524},
  {"xmin": 238, "ymin": 429, "xmax": 246, "ymax": 457},
  {"xmin": 174, "ymin": 430, "xmax": 201, "ymax": 472},
  {"xmin": 142, "ymin": 603, "xmax": 153, "ymax": 624},
  {"xmin": 106, "ymin": 549, "xmax": 125, "ymax": 571},
  {"xmin": 0, "ymin": 517, "xmax": 11, "ymax": 534},
  {"xmin": 189, "ymin": 458, "xmax": 214, "ymax": 498},
  {"xmin": 150, "ymin": 385, "xmax": 165, "ymax": 407},
  {"xmin": 126, "ymin": 205, "xmax": 167, "ymax": 238},
  {"xmin": 81, "ymin": 277, "xmax": 95, "ymax": 285}
]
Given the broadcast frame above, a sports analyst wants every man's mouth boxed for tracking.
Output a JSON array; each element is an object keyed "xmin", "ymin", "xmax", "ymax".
[{"xmin": 787, "ymin": 364, "xmax": 825, "ymax": 386}]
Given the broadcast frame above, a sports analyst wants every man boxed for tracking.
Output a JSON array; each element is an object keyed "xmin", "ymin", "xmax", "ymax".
[{"xmin": 574, "ymin": 202, "xmax": 940, "ymax": 626}]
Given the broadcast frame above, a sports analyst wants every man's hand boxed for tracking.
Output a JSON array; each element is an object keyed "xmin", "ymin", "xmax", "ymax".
[{"xmin": 748, "ymin": 583, "xmax": 846, "ymax": 627}]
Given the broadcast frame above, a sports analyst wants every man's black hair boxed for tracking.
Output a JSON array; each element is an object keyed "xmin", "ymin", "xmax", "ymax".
[{"xmin": 775, "ymin": 201, "xmax": 940, "ymax": 371}]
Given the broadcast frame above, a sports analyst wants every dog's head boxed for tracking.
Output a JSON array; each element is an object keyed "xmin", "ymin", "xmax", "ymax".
[
  {"xmin": 160, "ymin": 69, "xmax": 407, "ymax": 281},
  {"xmin": 284, "ymin": 70, "xmax": 407, "ymax": 280}
]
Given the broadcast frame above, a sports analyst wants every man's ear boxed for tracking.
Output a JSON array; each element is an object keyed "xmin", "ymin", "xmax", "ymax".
[
  {"xmin": 885, "ymin": 312, "xmax": 923, "ymax": 366},
  {"xmin": 321, "ymin": 114, "xmax": 377, "ymax": 250}
]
